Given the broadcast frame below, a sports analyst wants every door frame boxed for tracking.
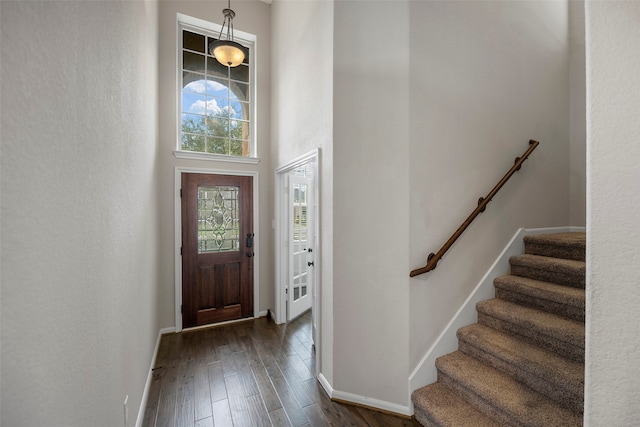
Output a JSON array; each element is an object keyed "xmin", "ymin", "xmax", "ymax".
[
  {"xmin": 275, "ymin": 149, "xmax": 320, "ymax": 362},
  {"xmin": 174, "ymin": 166, "xmax": 260, "ymax": 332}
]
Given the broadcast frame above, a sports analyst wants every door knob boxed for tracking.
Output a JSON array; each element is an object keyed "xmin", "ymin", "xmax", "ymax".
[{"xmin": 308, "ymin": 261, "xmax": 314, "ymax": 267}]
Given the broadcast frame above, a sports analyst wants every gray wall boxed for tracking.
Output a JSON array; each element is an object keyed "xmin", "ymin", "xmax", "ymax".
[{"xmin": 1, "ymin": 1, "xmax": 159, "ymax": 425}]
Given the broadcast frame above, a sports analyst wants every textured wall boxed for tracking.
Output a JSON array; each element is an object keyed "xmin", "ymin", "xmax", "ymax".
[
  {"xmin": 585, "ymin": 2, "xmax": 640, "ymax": 424},
  {"xmin": 1, "ymin": 1, "xmax": 159, "ymax": 425}
]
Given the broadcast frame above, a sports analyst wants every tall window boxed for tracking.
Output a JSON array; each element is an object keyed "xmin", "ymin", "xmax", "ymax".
[{"xmin": 179, "ymin": 16, "xmax": 255, "ymax": 159}]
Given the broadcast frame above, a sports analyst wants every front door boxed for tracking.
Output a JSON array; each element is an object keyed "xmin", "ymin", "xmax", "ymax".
[
  {"xmin": 182, "ymin": 173, "xmax": 254, "ymax": 328},
  {"xmin": 288, "ymin": 174, "xmax": 314, "ymax": 320}
]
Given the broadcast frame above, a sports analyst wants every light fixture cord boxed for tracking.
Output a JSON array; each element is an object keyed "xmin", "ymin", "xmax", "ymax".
[{"xmin": 216, "ymin": 0, "xmax": 235, "ymax": 42}]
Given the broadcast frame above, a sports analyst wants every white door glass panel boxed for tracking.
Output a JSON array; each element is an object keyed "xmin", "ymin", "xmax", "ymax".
[{"xmin": 288, "ymin": 175, "xmax": 314, "ymax": 320}]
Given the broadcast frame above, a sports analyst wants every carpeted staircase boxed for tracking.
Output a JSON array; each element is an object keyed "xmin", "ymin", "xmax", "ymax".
[{"xmin": 412, "ymin": 232, "xmax": 585, "ymax": 426}]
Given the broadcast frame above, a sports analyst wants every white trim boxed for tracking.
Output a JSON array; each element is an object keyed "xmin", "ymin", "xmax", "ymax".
[
  {"xmin": 407, "ymin": 226, "xmax": 587, "ymax": 412},
  {"xmin": 173, "ymin": 151, "xmax": 260, "ymax": 164},
  {"xmin": 135, "ymin": 327, "xmax": 175, "ymax": 427},
  {"xmin": 317, "ymin": 373, "xmax": 412, "ymax": 417},
  {"xmin": 174, "ymin": 166, "xmax": 260, "ymax": 332},
  {"xmin": 275, "ymin": 149, "xmax": 320, "ymax": 174}
]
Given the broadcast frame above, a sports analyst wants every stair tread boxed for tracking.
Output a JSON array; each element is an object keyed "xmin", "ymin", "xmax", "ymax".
[
  {"xmin": 437, "ymin": 351, "xmax": 582, "ymax": 426},
  {"xmin": 510, "ymin": 253, "xmax": 585, "ymax": 273},
  {"xmin": 476, "ymin": 299, "xmax": 585, "ymax": 348},
  {"xmin": 458, "ymin": 323, "xmax": 584, "ymax": 392},
  {"xmin": 524, "ymin": 232, "xmax": 585, "ymax": 246},
  {"xmin": 412, "ymin": 383, "xmax": 500, "ymax": 427},
  {"xmin": 494, "ymin": 275, "xmax": 585, "ymax": 308},
  {"xmin": 524, "ymin": 232, "xmax": 585, "ymax": 252}
]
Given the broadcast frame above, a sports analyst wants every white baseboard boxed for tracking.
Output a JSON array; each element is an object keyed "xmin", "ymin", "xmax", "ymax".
[
  {"xmin": 136, "ymin": 327, "xmax": 175, "ymax": 427},
  {"xmin": 318, "ymin": 373, "xmax": 412, "ymax": 417},
  {"xmin": 407, "ymin": 226, "xmax": 586, "ymax": 412}
]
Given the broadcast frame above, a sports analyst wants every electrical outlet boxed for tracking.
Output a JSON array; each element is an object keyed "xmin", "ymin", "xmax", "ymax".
[{"xmin": 124, "ymin": 395, "xmax": 129, "ymax": 426}]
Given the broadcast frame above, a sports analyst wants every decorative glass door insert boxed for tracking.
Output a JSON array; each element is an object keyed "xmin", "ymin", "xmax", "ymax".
[{"xmin": 197, "ymin": 185, "xmax": 240, "ymax": 253}]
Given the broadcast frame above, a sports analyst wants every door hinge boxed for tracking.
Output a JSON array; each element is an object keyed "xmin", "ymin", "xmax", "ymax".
[
  {"xmin": 180, "ymin": 188, "xmax": 183, "ymax": 198},
  {"xmin": 285, "ymin": 287, "xmax": 288, "ymax": 294},
  {"xmin": 181, "ymin": 305, "xmax": 183, "ymax": 314},
  {"xmin": 180, "ymin": 247, "xmax": 183, "ymax": 256}
]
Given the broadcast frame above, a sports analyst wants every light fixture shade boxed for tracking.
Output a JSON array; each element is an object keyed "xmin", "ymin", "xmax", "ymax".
[{"xmin": 210, "ymin": 39, "xmax": 245, "ymax": 67}]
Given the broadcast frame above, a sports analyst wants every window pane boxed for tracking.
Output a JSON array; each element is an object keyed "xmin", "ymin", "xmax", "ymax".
[
  {"xmin": 229, "ymin": 101, "xmax": 249, "ymax": 121},
  {"xmin": 206, "ymin": 116, "xmax": 230, "ymax": 137},
  {"xmin": 207, "ymin": 137, "xmax": 228, "ymax": 155},
  {"xmin": 207, "ymin": 55, "xmax": 230, "ymax": 78},
  {"xmin": 229, "ymin": 139, "xmax": 243, "ymax": 157},
  {"xmin": 234, "ymin": 121, "xmax": 250, "ymax": 142},
  {"xmin": 230, "ymin": 64, "xmax": 249, "ymax": 83},
  {"xmin": 183, "ymin": 74, "xmax": 207, "ymax": 94},
  {"xmin": 183, "ymin": 30, "xmax": 205, "ymax": 53},
  {"xmin": 182, "ymin": 133, "xmax": 205, "ymax": 152},
  {"xmin": 182, "ymin": 113, "xmax": 206, "ymax": 135},
  {"xmin": 230, "ymin": 120, "xmax": 246, "ymax": 141},
  {"xmin": 229, "ymin": 82, "xmax": 249, "ymax": 102},
  {"xmin": 183, "ymin": 51, "xmax": 205, "ymax": 73},
  {"xmin": 182, "ymin": 92, "xmax": 206, "ymax": 115},
  {"xmin": 207, "ymin": 78, "xmax": 228, "ymax": 97}
]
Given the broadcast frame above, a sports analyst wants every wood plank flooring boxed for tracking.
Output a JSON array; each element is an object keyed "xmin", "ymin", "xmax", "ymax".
[{"xmin": 142, "ymin": 311, "xmax": 420, "ymax": 427}]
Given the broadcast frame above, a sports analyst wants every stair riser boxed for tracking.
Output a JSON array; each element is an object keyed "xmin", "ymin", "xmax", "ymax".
[
  {"xmin": 525, "ymin": 243, "xmax": 585, "ymax": 262},
  {"xmin": 477, "ymin": 313, "xmax": 584, "ymax": 362},
  {"xmin": 413, "ymin": 407, "xmax": 437, "ymax": 427},
  {"xmin": 458, "ymin": 340, "xmax": 584, "ymax": 414},
  {"xmin": 437, "ymin": 371, "xmax": 523, "ymax": 427},
  {"xmin": 495, "ymin": 288, "xmax": 585, "ymax": 322},
  {"xmin": 510, "ymin": 265, "xmax": 585, "ymax": 289}
]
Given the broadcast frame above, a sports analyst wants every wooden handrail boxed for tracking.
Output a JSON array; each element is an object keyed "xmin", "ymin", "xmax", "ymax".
[{"xmin": 410, "ymin": 139, "xmax": 540, "ymax": 277}]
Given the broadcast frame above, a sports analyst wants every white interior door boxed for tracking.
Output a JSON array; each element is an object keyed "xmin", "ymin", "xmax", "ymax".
[{"xmin": 288, "ymin": 175, "xmax": 314, "ymax": 320}]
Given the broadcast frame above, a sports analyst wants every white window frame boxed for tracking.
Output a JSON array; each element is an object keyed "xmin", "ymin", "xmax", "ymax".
[{"xmin": 175, "ymin": 13, "xmax": 259, "ymax": 164}]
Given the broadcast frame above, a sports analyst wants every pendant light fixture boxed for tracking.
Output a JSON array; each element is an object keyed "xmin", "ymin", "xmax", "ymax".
[{"xmin": 209, "ymin": 0, "xmax": 245, "ymax": 67}]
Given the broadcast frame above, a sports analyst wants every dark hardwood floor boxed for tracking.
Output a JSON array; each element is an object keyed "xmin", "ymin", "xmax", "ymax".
[{"xmin": 142, "ymin": 311, "xmax": 420, "ymax": 427}]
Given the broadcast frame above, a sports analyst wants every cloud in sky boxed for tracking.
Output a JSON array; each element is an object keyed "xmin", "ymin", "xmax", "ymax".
[
  {"xmin": 184, "ymin": 79, "xmax": 226, "ymax": 95},
  {"xmin": 189, "ymin": 99, "xmax": 222, "ymax": 115}
]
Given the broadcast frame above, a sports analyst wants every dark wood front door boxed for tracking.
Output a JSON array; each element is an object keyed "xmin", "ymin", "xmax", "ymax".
[{"xmin": 182, "ymin": 173, "xmax": 254, "ymax": 328}]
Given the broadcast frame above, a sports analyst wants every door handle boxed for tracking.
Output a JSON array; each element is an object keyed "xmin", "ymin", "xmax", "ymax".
[
  {"xmin": 246, "ymin": 233, "xmax": 254, "ymax": 248},
  {"xmin": 307, "ymin": 261, "xmax": 314, "ymax": 267}
]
